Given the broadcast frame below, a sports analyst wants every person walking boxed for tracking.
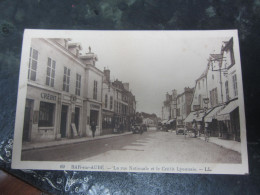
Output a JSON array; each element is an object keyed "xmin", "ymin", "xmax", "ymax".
[{"xmin": 91, "ymin": 121, "xmax": 96, "ymax": 138}]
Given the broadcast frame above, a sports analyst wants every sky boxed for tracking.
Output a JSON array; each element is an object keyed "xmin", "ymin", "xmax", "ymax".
[{"xmin": 70, "ymin": 31, "xmax": 232, "ymax": 117}]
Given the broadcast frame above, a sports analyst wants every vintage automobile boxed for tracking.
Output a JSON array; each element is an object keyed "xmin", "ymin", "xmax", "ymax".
[
  {"xmin": 131, "ymin": 124, "xmax": 143, "ymax": 134},
  {"xmin": 176, "ymin": 124, "xmax": 185, "ymax": 135},
  {"xmin": 141, "ymin": 124, "xmax": 148, "ymax": 132}
]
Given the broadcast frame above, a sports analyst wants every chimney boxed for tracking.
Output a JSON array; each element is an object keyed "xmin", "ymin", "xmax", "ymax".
[
  {"xmin": 166, "ymin": 92, "xmax": 169, "ymax": 101},
  {"xmin": 104, "ymin": 68, "xmax": 110, "ymax": 82},
  {"xmin": 123, "ymin": 83, "xmax": 129, "ymax": 91},
  {"xmin": 172, "ymin": 89, "xmax": 177, "ymax": 98}
]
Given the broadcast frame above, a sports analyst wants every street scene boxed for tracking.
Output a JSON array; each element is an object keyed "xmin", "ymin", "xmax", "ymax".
[
  {"xmin": 12, "ymin": 30, "xmax": 247, "ymax": 172},
  {"xmin": 21, "ymin": 127, "xmax": 241, "ymax": 163}
]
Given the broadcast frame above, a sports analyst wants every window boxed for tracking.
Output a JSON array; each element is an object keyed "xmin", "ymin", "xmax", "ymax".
[
  {"xmin": 212, "ymin": 75, "xmax": 214, "ymax": 80},
  {"xmin": 75, "ymin": 73, "xmax": 81, "ymax": 96},
  {"xmin": 28, "ymin": 47, "xmax": 38, "ymax": 81},
  {"xmin": 210, "ymin": 88, "xmax": 218, "ymax": 107},
  {"xmin": 230, "ymin": 48, "xmax": 235, "ymax": 67},
  {"xmin": 63, "ymin": 67, "xmax": 70, "ymax": 92},
  {"xmin": 93, "ymin": 80, "xmax": 98, "ymax": 100},
  {"xmin": 110, "ymin": 96, "xmax": 113, "ymax": 110},
  {"xmin": 177, "ymin": 108, "xmax": 180, "ymax": 116},
  {"xmin": 233, "ymin": 74, "xmax": 238, "ymax": 97},
  {"xmin": 105, "ymin": 94, "xmax": 108, "ymax": 108},
  {"xmin": 198, "ymin": 81, "xmax": 201, "ymax": 90},
  {"xmin": 38, "ymin": 102, "xmax": 55, "ymax": 127},
  {"xmin": 46, "ymin": 58, "xmax": 56, "ymax": 87},
  {"xmin": 198, "ymin": 94, "xmax": 201, "ymax": 108},
  {"xmin": 225, "ymin": 81, "xmax": 229, "ymax": 101}
]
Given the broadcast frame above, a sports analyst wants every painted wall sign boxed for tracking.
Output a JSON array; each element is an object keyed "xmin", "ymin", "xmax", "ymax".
[
  {"xmin": 90, "ymin": 104, "xmax": 100, "ymax": 110},
  {"xmin": 41, "ymin": 93, "xmax": 57, "ymax": 101}
]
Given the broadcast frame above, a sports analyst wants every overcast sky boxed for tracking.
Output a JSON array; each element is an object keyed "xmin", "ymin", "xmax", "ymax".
[{"xmin": 71, "ymin": 31, "xmax": 231, "ymax": 117}]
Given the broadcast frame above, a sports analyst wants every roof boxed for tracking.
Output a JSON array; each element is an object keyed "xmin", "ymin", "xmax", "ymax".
[
  {"xmin": 209, "ymin": 54, "xmax": 223, "ymax": 61},
  {"xmin": 68, "ymin": 42, "xmax": 82, "ymax": 50},
  {"xmin": 196, "ymin": 66, "xmax": 208, "ymax": 82},
  {"xmin": 222, "ymin": 37, "xmax": 233, "ymax": 51}
]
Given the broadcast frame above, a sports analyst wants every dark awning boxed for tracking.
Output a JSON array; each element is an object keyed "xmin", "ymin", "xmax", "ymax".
[{"xmin": 217, "ymin": 99, "xmax": 239, "ymax": 121}]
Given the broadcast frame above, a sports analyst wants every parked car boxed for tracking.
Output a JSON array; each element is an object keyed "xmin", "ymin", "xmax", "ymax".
[
  {"xmin": 141, "ymin": 124, "xmax": 148, "ymax": 132},
  {"xmin": 132, "ymin": 124, "xmax": 143, "ymax": 134},
  {"xmin": 176, "ymin": 124, "xmax": 185, "ymax": 135}
]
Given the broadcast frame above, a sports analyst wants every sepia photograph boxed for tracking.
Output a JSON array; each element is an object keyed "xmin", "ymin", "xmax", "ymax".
[{"xmin": 12, "ymin": 30, "xmax": 248, "ymax": 174}]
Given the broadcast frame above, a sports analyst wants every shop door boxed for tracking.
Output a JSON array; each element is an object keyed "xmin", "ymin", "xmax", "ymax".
[
  {"xmin": 23, "ymin": 99, "xmax": 33, "ymax": 142},
  {"xmin": 90, "ymin": 110, "xmax": 99, "ymax": 125},
  {"xmin": 75, "ymin": 107, "xmax": 80, "ymax": 133},
  {"xmin": 60, "ymin": 105, "xmax": 68, "ymax": 138}
]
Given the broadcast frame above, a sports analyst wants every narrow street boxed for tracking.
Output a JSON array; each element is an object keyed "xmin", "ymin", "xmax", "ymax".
[{"xmin": 22, "ymin": 128, "xmax": 241, "ymax": 163}]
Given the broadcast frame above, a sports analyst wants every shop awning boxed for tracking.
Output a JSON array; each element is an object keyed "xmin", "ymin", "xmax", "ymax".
[
  {"xmin": 204, "ymin": 105, "xmax": 224, "ymax": 123},
  {"xmin": 184, "ymin": 112, "xmax": 197, "ymax": 123},
  {"xmin": 195, "ymin": 111, "xmax": 206, "ymax": 122},
  {"xmin": 184, "ymin": 110, "xmax": 209, "ymax": 123},
  {"xmin": 161, "ymin": 119, "xmax": 168, "ymax": 124},
  {"xmin": 217, "ymin": 99, "xmax": 239, "ymax": 121},
  {"xmin": 166, "ymin": 119, "xmax": 175, "ymax": 124}
]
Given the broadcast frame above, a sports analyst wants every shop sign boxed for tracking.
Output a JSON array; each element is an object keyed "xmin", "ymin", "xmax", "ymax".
[
  {"xmin": 41, "ymin": 93, "xmax": 57, "ymax": 101},
  {"xmin": 90, "ymin": 104, "xmax": 100, "ymax": 110}
]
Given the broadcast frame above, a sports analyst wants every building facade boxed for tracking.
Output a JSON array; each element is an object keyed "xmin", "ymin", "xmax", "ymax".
[
  {"xmin": 184, "ymin": 37, "xmax": 240, "ymax": 141},
  {"xmin": 101, "ymin": 68, "xmax": 115, "ymax": 135},
  {"xmin": 23, "ymin": 38, "xmax": 103, "ymax": 143},
  {"xmin": 176, "ymin": 87, "xmax": 194, "ymax": 125}
]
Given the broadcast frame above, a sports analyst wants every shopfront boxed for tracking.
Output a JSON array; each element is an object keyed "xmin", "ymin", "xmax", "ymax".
[
  {"xmin": 59, "ymin": 94, "xmax": 83, "ymax": 139},
  {"xmin": 24, "ymin": 85, "xmax": 60, "ymax": 142},
  {"xmin": 86, "ymin": 102, "xmax": 102, "ymax": 137},
  {"xmin": 204, "ymin": 105, "xmax": 224, "ymax": 137},
  {"xmin": 101, "ymin": 110, "xmax": 114, "ymax": 135},
  {"xmin": 217, "ymin": 99, "xmax": 240, "ymax": 141}
]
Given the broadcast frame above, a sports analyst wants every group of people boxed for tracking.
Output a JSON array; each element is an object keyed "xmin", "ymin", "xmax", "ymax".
[{"xmin": 191, "ymin": 120, "xmax": 210, "ymax": 139}]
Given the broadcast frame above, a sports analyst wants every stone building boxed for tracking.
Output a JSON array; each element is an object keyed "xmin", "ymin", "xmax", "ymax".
[
  {"xmin": 101, "ymin": 68, "xmax": 115, "ymax": 135},
  {"xmin": 176, "ymin": 87, "xmax": 194, "ymax": 125},
  {"xmin": 216, "ymin": 37, "xmax": 240, "ymax": 141},
  {"xmin": 23, "ymin": 38, "xmax": 103, "ymax": 143}
]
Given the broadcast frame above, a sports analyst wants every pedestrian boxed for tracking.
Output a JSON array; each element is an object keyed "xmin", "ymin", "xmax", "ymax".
[{"xmin": 91, "ymin": 121, "xmax": 96, "ymax": 138}]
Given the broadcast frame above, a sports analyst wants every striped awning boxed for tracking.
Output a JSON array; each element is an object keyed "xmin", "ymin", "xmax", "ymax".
[
  {"xmin": 166, "ymin": 119, "xmax": 175, "ymax": 124},
  {"xmin": 217, "ymin": 99, "xmax": 239, "ymax": 121},
  {"xmin": 204, "ymin": 105, "xmax": 224, "ymax": 123}
]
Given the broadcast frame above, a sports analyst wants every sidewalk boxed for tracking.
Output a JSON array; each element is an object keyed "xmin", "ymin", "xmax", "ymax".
[
  {"xmin": 198, "ymin": 136, "xmax": 241, "ymax": 154},
  {"xmin": 22, "ymin": 131, "xmax": 133, "ymax": 151}
]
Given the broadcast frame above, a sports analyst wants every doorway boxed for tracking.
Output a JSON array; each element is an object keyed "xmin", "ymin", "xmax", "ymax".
[
  {"xmin": 23, "ymin": 99, "xmax": 33, "ymax": 142},
  {"xmin": 90, "ymin": 110, "xmax": 99, "ymax": 126},
  {"xmin": 60, "ymin": 105, "xmax": 68, "ymax": 138},
  {"xmin": 75, "ymin": 107, "xmax": 80, "ymax": 133}
]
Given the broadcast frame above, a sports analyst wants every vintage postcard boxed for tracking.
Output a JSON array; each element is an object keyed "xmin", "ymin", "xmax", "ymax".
[{"xmin": 12, "ymin": 29, "xmax": 248, "ymax": 174}]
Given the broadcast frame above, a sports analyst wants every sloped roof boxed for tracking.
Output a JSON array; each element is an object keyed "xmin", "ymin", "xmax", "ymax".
[
  {"xmin": 196, "ymin": 66, "xmax": 208, "ymax": 82},
  {"xmin": 210, "ymin": 54, "xmax": 223, "ymax": 61}
]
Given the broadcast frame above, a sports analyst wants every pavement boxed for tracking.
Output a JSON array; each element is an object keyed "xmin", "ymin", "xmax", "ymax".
[
  {"xmin": 167, "ymin": 129, "xmax": 241, "ymax": 154},
  {"xmin": 198, "ymin": 135, "xmax": 241, "ymax": 154},
  {"xmin": 22, "ymin": 131, "xmax": 133, "ymax": 151},
  {"xmin": 22, "ymin": 130, "xmax": 241, "ymax": 163}
]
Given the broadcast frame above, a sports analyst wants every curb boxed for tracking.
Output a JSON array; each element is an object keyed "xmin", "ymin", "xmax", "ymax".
[
  {"xmin": 22, "ymin": 132, "xmax": 133, "ymax": 152},
  {"xmin": 197, "ymin": 136, "xmax": 241, "ymax": 154}
]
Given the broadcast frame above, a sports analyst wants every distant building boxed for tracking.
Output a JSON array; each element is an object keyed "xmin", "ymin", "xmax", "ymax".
[
  {"xmin": 176, "ymin": 87, "xmax": 194, "ymax": 125},
  {"xmin": 101, "ymin": 68, "xmax": 115, "ymax": 135}
]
